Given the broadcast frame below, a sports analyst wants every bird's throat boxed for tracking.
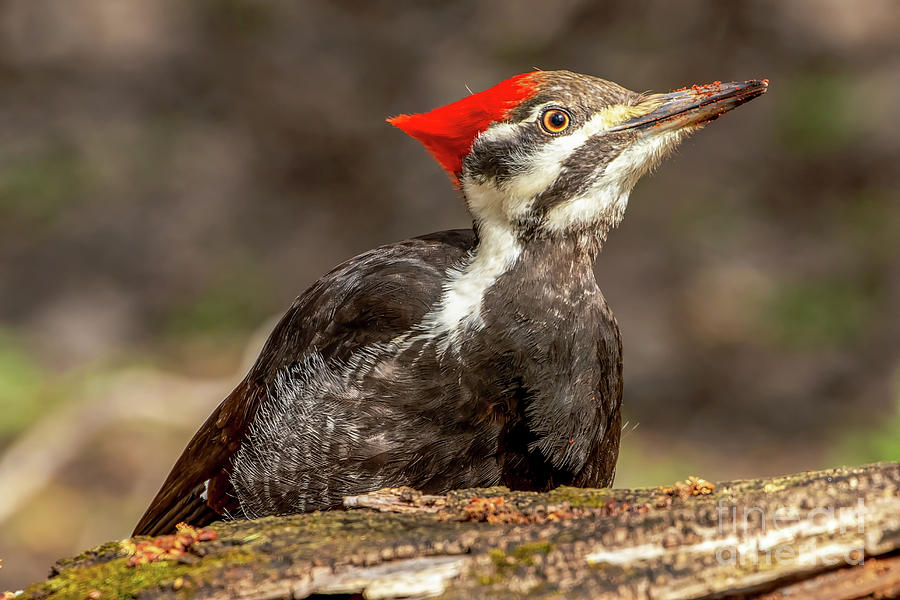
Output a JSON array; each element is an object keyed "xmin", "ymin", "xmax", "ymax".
[
  {"xmin": 421, "ymin": 221, "xmax": 601, "ymax": 347},
  {"xmin": 420, "ymin": 222, "xmax": 522, "ymax": 338}
]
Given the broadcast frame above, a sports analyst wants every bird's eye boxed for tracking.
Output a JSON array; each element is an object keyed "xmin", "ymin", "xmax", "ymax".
[{"xmin": 541, "ymin": 109, "xmax": 571, "ymax": 133}]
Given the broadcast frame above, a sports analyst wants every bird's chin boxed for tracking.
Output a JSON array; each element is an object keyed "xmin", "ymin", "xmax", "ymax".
[{"xmin": 539, "ymin": 127, "xmax": 687, "ymax": 239}]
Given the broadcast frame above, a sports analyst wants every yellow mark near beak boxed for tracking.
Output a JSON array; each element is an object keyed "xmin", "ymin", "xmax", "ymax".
[{"xmin": 593, "ymin": 100, "xmax": 663, "ymax": 130}]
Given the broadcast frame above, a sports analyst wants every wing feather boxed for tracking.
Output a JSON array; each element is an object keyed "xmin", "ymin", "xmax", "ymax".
[{"xmin": 132, "ymin": 229, "xmax": 475, "ymax": 535}]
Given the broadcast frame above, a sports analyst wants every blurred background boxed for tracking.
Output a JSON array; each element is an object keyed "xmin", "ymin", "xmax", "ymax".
[{"xmin": 0, "ymin": 0, "xmax": 898, "ymax": 589}]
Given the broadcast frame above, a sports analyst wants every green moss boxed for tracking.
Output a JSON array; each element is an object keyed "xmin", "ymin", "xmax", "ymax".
[
  {"xmin": 488, "ymin": 548, "xmax": 508, "ymax": 569},
  {"xmin": 546, "ymin": 486, "xmax": 611, "ymax": 508},
  {"xmin": 511, "ymin": 542, "xmax": 553, "ymax": 565},
  {"xmin": 26, "ymin": 550, "xmax": 256, "ymax": 600},
  {"xmin": 53, "ymin": 540, "xmax": 129, "ymax": 571},
  {"xmin": 34, "ymin": 559, "xmax": 192, "ymax": 599},
  {"xmin": 485, "ymin": 542, "xmax": 553, "ymax": 574}
]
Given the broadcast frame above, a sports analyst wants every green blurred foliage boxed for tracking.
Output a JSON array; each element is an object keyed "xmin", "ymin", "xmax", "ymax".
[
  {"xmin": 0, "ymin": 330, "xmax": 47, "ymax": 440},
  {"xmin": 202, "ymin": 0, "xmax": 273, "ymax": 37},
  {"xmin": 0, "ymin": 145, "xmax": 89, "ymax": 227},
  {"xmin": 762, "ymin": 279, "xmax": 872, "ymax": 349},
  {"xmin": 831, "ymin": 188, "xmax": 900, "ymax": 263},
  {"xmin": 615, "ymin": 432, "xmax": 702, "ymax": 489},
  {"xmin": 777, "ymin": 71, "xmax": 857, "ymax": 156},
  {"xmin": 163, "ymin": 265, "xmax": 276, "ymax": 339},
  {"xmin": 835, "ymin": 372, "xmax": 900, "ymax": 464}
]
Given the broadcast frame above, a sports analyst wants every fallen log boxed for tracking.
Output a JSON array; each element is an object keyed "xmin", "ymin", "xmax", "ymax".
[{"xmin": 15, "ymin": 462, "xmax": 900, "ymax": 599}]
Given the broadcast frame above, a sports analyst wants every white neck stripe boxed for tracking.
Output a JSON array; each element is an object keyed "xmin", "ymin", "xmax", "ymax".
[{"xmin": 418, "ymin": 218, "xmax": 521, "ymax": 343}]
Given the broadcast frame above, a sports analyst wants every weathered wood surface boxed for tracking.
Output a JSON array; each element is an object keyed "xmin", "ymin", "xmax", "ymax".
[{"xmin": 17, "ymin": 462, "xmax": 900, "ymax": 600}]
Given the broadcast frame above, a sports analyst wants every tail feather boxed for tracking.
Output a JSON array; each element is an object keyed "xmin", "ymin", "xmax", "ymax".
[
  {"xmin": 133, "ymin": 482, "xmax": 221, "ymax": 536},
  {"xmin": 132, "ymin": 379, "xmax": 259, "ymax": 536}
]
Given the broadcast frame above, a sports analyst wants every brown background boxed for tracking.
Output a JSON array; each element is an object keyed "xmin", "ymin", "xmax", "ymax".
[{"xmin": 1, "ymin": 0, "xmax": 898, "ymax": 590}]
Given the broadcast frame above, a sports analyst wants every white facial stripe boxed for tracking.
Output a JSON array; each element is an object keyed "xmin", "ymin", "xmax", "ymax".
[
  {"xmin": 476, "ymin": 102, "xmax": 642, "ymax": 147},
  {"xmin": 466, "ymin": 106, "xmax": 646, "ymax": 224},
  {"xmin": 522, "ymin": 109, "xmax": 638, "ymax": 189},
  {"xmin": 544, "ymin": 130, "xmax": 685, "ymax": 232},
  {"xmin": 473, "ymin": 101, "xmax": 556, "ymax": 145}
]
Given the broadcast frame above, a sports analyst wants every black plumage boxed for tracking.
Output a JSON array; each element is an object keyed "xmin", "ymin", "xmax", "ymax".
[
  {"xmin": 134, "ymin": 228, "xmax": 620, "ymax": 533},
  {"xmin": 230, "ymin": 230, "xmax": 622, "ymax": 518}
]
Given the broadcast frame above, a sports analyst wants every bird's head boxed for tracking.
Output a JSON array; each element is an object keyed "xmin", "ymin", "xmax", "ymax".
[{"xmin": 390, "ymin": 70, "xmax": 767, "ymax": 244}]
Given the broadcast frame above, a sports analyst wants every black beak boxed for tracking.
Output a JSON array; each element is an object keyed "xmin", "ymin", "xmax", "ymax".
[{"xmin": 610, "ymin": 79, "xmax": 769, "ymax": 134}]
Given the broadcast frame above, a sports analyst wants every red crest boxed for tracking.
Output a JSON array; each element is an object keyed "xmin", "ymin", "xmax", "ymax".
[{"xmin": 388, "ymin": 73, "xmax": 539, "ymax": 182}]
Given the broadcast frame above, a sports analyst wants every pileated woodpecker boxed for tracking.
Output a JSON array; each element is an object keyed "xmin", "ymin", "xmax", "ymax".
[{"xmin": 134, "ymin": 70, "xmax": 766, "ymax": 536}]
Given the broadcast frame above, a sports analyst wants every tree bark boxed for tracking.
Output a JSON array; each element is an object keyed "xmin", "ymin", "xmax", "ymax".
[{"xmin": 18, "ymin": 462, "xmax": 900, "ymax": 600}]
